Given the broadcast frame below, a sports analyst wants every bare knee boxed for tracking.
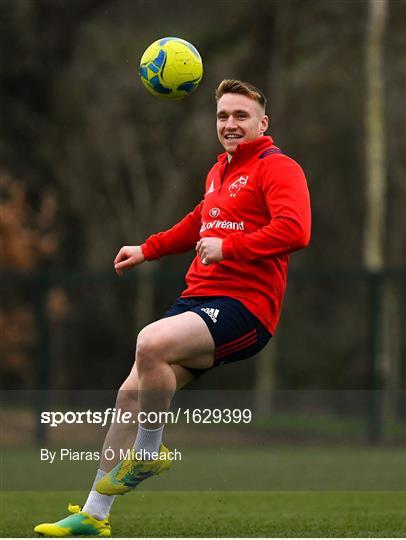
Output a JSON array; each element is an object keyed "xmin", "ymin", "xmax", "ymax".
[{"xmin": 136, "ymin": 326, "xmax": 171, "ymax": 374}]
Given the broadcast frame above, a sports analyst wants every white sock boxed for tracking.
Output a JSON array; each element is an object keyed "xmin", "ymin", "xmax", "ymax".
[
  {"xmin": 82, "ymin": 469, "xmax": 116, "ymax": 520},
  {"xmin": 134, "ymin": 424, "xmax": 164, "ymax": 456}
]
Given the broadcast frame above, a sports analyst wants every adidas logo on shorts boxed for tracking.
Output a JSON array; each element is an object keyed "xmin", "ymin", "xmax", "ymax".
[{"xmin": 201, "ymin": 307, "xmax": 219, "ymax": 323}]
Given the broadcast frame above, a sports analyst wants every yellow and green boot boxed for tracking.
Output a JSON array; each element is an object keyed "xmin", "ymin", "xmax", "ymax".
[
  {"xmin": 96, "ymin": 444, "xmax": 172, "ymax": 495},
  {"xmin": 34, "ymin": 504, "xmax": 111, "ymax": 537}
]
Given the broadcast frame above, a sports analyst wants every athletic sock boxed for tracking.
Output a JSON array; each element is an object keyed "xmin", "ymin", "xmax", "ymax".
[
  {"xmin": 134, "ymin": 424, "xmax": 164, "ymax": 457},
  {"xmin": 82, "ymin": 469, "xmax": 116, "ymax": 520}
]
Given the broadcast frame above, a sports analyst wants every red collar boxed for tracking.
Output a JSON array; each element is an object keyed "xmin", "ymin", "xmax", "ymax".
[{"xmin": 217, "ymin": 135, "xmax": 275, "ymax": 163}]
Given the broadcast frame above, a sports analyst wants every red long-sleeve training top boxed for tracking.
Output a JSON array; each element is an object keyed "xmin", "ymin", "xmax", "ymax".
[{"xmin": 142, "ymin": 136, "xmax": 311, "ymax": 334}]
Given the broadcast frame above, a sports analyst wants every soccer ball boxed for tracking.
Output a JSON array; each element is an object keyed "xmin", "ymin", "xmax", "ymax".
[{"xmin": 139, "ymin": 37, "xmax": 203, "ymax": 100}]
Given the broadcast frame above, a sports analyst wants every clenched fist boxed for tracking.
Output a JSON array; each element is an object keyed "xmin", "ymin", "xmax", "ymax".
[{"xmin": 196, "ymin": 237, "xmax": 224, "ymax": 265}]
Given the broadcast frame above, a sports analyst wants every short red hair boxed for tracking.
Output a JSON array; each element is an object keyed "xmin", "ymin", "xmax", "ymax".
[{"xmin": 215, "ymin": 79, "xmax": 267, "ymax": 111}]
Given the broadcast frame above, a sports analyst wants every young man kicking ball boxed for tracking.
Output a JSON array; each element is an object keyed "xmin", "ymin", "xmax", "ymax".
[{"xmin": 35, "ymin": 79, "xmax": 311, "ymax": 537}]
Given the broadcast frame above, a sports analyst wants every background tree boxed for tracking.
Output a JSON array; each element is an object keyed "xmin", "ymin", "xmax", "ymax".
[
  {"xmin": 0, "ymin": 0, "xmax": 404, "ymax": 395},
  {"xmin": 0, "ymin": 172, "xmax": 60, "ymax": 386}
]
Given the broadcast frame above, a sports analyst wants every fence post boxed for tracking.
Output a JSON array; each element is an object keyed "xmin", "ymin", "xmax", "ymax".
[
  {"xmin": 35, "ymin": 273, "xmax": 50, "ymax": 444},
  {"xmin": 366, "ymin": 270, "xmax": 382, "ymax": 444}
]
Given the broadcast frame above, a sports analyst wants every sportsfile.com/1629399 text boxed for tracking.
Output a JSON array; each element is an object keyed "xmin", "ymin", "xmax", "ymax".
[{"xmin": 40, "ymin": 408, "xmax": 253, "ymax": 427}]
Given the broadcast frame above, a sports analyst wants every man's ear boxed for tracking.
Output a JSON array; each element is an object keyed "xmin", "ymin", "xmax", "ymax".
[{"xmin": 260, "ymin": 115, "xmax": 269, "ymax": 134}]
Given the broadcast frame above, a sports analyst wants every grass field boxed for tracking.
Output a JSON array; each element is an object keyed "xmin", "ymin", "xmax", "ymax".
[
  {"xmin": 1, "ymin": 446, "xmax": 405, "ymax": 536},
  {"xmin": 1, "ymin": 490, "xmax": 405, "ymax": 537}
]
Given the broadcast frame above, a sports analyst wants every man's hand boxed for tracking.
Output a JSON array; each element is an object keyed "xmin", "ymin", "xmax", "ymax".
[
  {"xmin": 196, "ymin": 237, "xmax": 224, "ymax": 265},
  {"xmin": 114, "ymin": 245, "xmax": 145, "ymax": 276}
]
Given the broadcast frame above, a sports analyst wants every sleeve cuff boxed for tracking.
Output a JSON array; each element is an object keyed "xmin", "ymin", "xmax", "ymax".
[
  {"xmin": 141, "ymin": 242, "xmax": 159, "ymax": 261},
  {"xmin": 221, "ymin": 237, "xmax": 237, "ymax": 260}
]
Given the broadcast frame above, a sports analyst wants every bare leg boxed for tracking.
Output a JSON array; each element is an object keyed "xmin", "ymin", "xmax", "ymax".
[
  {"xmin": 91, "ymin": 312, "xmax": 215, "ymax": 507},
  {"xmin": 135, "ymin": 312, "xmax": 215, "ymax": 429},
  {"xmin": 99, "ymin": 364, "xmax": 193, "ymax": 471}
]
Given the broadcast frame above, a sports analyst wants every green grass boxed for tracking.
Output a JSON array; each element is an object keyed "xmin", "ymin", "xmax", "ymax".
[
  {"xmin": 1, "ymin": 490, "xmax": 405, "ymax": 537},
  {"xmin": 1, "ymin": 447, "xmax": 405, "ymax": 536}
]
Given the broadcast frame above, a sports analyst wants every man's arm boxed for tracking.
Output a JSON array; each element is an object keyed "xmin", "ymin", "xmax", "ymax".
[
  {"xmin": 222, "ymin": 156, "xmax": 311, "ymax": 261},
  {"xmin": 141, "ymin": 200, "xmax": 203, "ymax": 259},
  {"xmin": 114, "ymin": 201, "xmax": 203, "ymax": 274}
]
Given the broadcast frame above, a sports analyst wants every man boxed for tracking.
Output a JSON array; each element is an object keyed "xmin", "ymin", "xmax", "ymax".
[{"xmin": 35, "ymin": 79, "xmax": 311, "ymax": 537}]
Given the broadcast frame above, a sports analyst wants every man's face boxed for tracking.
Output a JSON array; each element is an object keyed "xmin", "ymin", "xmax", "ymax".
[{"xmin": 216, "ymin": 93, "xmax": 269, "ymax": 156}]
